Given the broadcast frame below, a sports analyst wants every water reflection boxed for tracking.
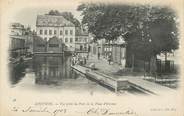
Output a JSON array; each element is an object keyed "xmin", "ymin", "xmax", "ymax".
[
  {"xmin": 9, "ymin": 55, "xmax": 78, "ymax": 85},
  {"xmin": 33, "ymin": 55, "xmax": 77, "ymax": 85},
  {"xmin": 9, "ymin": 62, "xmax": 27, "ymax": 85},
  {"xmin": 9, "ymin": 55, "xmax": 145, "ymax": 94},
  {"xmin": 9, "ymin": 55, "xmax": 112, "ymax": 94}
]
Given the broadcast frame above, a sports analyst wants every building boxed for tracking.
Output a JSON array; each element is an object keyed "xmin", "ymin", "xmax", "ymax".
[
  {"xmin": 24, "ymin": 28, "xmax": 35, "ymax": 54},
  {"xmin": 47, "ymin": 36, "xmax": 65, "ymax": 53},
  {"xmin": 9, "ymin": 23, "xmax": 27, "ymax": 58},
  {"xmin": 90, "ymin": 36, "xmax": 126, "ymax": 68},
  {"xmin": 36, "ymin": 15, "xmax": 75, "ymax": 51},
  {"xmin": 75, "ymin": 28, "xmax": 90, "ymax": 52},
  {"xmin": 111, "ymin": 36, "xmax": 126, "ymax": 66},
  {"xmin": 33, "ymin": 36, "xmax": 46, "ymax": 53},
  {"xmin": 90, "ymin": 39, "xmax": 103, "ymax": 55},
  {"xmin": 33, "ymin": 36, "xmax": 65, "ymax": 53},
  {"xmin": 10, "ymin": 23, "xmax": 25, "ymax": 36}
]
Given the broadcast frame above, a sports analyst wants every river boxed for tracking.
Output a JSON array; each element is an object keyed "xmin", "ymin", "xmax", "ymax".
[
  {"xmin": 9, "ymin": 55, "xmax": 146, "ymax": 95},
  {"xmin": 9, "ymin": 55, "xmax": 113, "ymax": 94}
]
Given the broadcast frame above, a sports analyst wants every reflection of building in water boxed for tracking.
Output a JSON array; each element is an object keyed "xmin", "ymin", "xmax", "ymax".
[{"xmin": 33, "ymin": 56, "xmax": 72, "ymax": 84}]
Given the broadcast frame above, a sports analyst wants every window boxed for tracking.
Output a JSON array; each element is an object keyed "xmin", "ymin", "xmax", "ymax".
[
  {"xmin": 65, "ymin": 38, "xmax": 68, "ymax": 43},
  {"xmin": 40, "ymin": 30, "xmax": 43, "ymax": 35},
  {"xmin": 54, "ymin": 30, "xmax": 57, "ymax": 35},
  {"xmin": 80, "ymin": 45, "xmax": 83, "ymax": 50},
  {"xmin": 78, "ymin": 38, "xmax": 81, "ymax": 42},
  {"xmin": 60, "ymin": 30, "xmax": 62, "ymax": 35},
  {"xmin": 49, "ymin": 44, "xmax": 59, "ymax": 47},
  {"xmin": 65, "ymin": 30, "xmax": 68, "ymax": 35},
  {"xmin": 75, "ymin": 38, "xmax": 78, "ymax": 41},
  {"xmin": 44, "ymin": 30, "xmax": 47, "ymax": 35},
  {"xmin": 70, "ymin": 38, "xmax": 73, "ymax": 43},
  {"xmin": 70, "ymin": 30, "xmax": 73, "ymax": 35},
  {"xmin": 49, "ymin": 30, "xmax": 52, "ymax": 35},
  {"xmin": 37, "ymin": 44, "xmax": 45, "ymax": 47}
]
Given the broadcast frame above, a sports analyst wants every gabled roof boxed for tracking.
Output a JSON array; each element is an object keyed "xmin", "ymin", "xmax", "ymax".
[
  {"xmin": 36, "ymin": 15, "xmax": 75, "ymax": 27},
  {"xmin": 34, "ymin": 36, "xmax": 46, "ymax": 44},
  {"xmin": 10, "ymin": 22, "xmax": 24, "ymax": 29},
  {"xmin": 75, "ymin": 27, "xmax": 89, "ymax": 36}
]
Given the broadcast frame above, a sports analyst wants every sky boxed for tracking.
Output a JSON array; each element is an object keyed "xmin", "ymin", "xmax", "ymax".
[{"xmin": 12, "ymin": 5, "xmax": 83, "ymax": 31}]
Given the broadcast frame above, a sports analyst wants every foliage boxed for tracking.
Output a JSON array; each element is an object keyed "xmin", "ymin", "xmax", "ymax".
[
  {"xmin": 47, "ymin": 10, "xmax": 81, "ymax": 27},
  {"xmin": 77, "ymin": 3, "xmax": 179, "ymax": 60}
]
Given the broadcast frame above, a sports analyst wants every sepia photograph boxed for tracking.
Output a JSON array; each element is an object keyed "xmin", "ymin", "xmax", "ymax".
[
  {"xmin": 9, "ymin": 3, "xmax": 179, "ymax": 95},
  {"xmin": 1, "ymin": 0, "xmax": 184, "ymax": 116}
]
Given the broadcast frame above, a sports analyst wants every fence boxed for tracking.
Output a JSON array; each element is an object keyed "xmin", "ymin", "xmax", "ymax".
[
  {"xmin": 132, "ymin": 59, "xmax": 176, "ymax": 76},
  {"xmin": 156, "ymin": 59, "xmax": 176, "ymax": 75}
]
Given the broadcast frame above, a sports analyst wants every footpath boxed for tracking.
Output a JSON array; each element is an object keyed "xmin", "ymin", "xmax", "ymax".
[
  {"xmin": 86, "ymin": 54, "xmax": 121, "ymax": 76},
  {"xmin": 84, "ymin": 54, "xmax": 176, "ymax": 95}
]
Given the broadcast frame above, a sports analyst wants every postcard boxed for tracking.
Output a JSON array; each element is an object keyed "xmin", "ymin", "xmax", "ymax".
[{"xmin": 0, "ymin": 0, "xmax": 184, "ymax": 116}]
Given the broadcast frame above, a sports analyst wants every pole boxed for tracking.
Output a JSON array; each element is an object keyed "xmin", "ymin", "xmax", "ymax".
[{"xmin": 132, "ymin": 54, "xmax": 134, "ymax": 72}]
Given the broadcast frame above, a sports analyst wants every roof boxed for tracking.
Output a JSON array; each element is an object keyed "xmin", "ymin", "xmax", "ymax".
[
  {"xmin": 34, "ymin": 36, "xmax": 46, "ymax": 44},
  {"xmin": 48, "ymin": 36, "xmax": 60, "ymax": 43},
  {"xmin": 75, "ymin": 27, "xmax": 89, "ymax": 36},
  {"xmin": 10, "ymin": 23, "xmax": 24, "ymax": 29},
  {"xmin": 36, "ymin": 15, "xmax": 75, "ymax": 27}
]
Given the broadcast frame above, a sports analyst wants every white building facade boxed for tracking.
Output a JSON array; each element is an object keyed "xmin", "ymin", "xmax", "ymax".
[
  {"xmin": 36, "ymin": 15, "xmax": 75, "ymax": 51},
  {"xmin": 10, "ymin": 23, "xmax": 25, "ymax": 36},
  {"xmin": 9, "ymin": 23, "xmax": 27, "ymax": 58},
  {"xmin": 75, "ymin": 28, "xmax": 90, "ymax": 52}
]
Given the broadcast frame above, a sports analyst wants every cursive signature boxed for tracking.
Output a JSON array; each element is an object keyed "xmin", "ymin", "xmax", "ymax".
[
  {"xmin": 87, "ymin": 108, "xmax": 138, "ymax": 116},
  {"xmin": 12, "ymin": 106, "xmax": 67, "ymax": 116},
  {"xmin": 12, "ymin": 106, "xmax": 137, "ymax": 116}
]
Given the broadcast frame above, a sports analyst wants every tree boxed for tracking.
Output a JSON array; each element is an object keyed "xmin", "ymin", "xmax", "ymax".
[
  {"xmin": 78, "ymin": 3, "xmax": 179, "ymax": 72},
  {"xmin": 148, "ymin": 7, "xmax": 179, "ymax": 60},
  {"xmin": 47, "ymin": 10, "xmax": 81, "ymax": 27},
  {"xmin": 78, "ymin": 4, "xmax": 126, "ymax": 41},
  {"xmin": 60, "ymin": 12, "xmax": 81, "ymax": 27},
  {"xmin": 48, "ymin": 10, "xmax": 60, "ymax": 15}
]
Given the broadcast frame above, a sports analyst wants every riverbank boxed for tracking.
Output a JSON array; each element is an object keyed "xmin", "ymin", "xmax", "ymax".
[
  {"xmin": 86, "ymin": 54, "xmax": 178, "ymax": 81},
  {"xmin": 85, "ymin": 54, "xmax": 139, "ymax": 78},
  {"xmin": 82, "ymin": 54, "xmax": 177, "ymax": 94}
]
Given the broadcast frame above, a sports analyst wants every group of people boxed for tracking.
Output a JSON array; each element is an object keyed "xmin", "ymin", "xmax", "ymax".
[
  {"xmin": 72, "ymin": 52, "xmax": 112, "ymax": 66},
  {"xmin": 98, "ymin": 52, "xmax": 112, "ymax": 65},
  {"xmin": 71, "ymin": 53, "xmax": 88, "ymax": 66}
]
